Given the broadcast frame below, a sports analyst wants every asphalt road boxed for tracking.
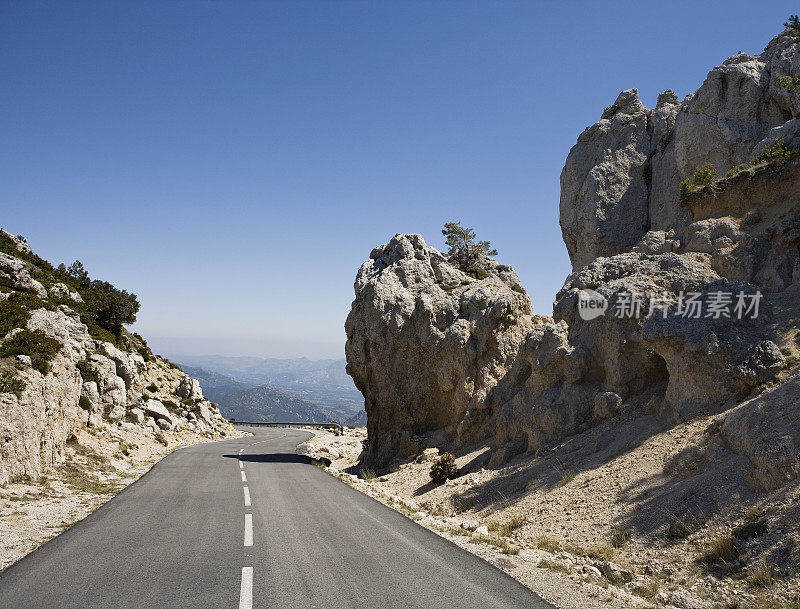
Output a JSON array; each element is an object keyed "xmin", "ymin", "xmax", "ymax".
[{"xmin": 0, "ymin": 428, "xmax": 554, "ymax": 608}]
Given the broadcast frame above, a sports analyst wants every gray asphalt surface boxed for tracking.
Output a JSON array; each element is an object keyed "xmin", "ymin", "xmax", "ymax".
[{"xmin": 0, "ymin": 428, "xmax": 554, "ymax": 608}]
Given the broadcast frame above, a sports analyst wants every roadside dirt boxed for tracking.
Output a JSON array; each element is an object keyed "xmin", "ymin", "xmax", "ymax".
[{"xmin": 300, "ymin": 418, "xmax": 800, "ymax": 609}]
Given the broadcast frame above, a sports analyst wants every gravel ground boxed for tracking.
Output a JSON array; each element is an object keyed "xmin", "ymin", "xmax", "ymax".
[{"xmin": 299, "ymin": 417, "xmax": 800, "ymax": 609}]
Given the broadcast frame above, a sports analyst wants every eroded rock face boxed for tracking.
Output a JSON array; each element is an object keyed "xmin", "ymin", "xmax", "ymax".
[
  {"xmin": 561, "ymin": 32, "xmax": 800, "ymax": 271},
  {"xmin": 345, "ymin": 233, "xmax": 533, "ymax": 468},
  {"xmin": 0, "ymin": 245, "xmax": 237, "ymax": 485},
  {"xmin": 347, "ymin": 26, "xmax": 800, "ymax": 478}
]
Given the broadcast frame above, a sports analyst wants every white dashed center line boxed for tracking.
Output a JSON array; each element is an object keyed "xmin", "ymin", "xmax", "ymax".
[
  {"xmin": 243, "ymin": 486, "xmax": 251, "ymax": 507},
  {"xmin": 244, "ymin": 513, "xmax": 253, "ymax": 547},
  {"xmin": 239, "ymin": 566, "xmax": 253, "ymax": 609},
  {"xmin": 239, "ymin": 461, "xmax": 244, "ymax": 469},
  {"xmin": 241, "ymin": 470, "xmax": 247, "ymax": 482}
]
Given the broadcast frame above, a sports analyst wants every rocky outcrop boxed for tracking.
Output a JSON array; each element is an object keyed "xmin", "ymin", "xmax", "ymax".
[
  {"xmin": 345, "ymin": 233, "xmax": 534, "ymax": 468},
  {"xmin": 0, "ymin": 240, "xmax": 237, "ymax": 485},
  {"xmin": 0, "ymin": 252, "xmax": 46, "ymax": 298},
  {"xmin": 347, "ymin": 25, "xmax": 800, "ymax": 475},
  {"xmin": 560, "ymin": 32, "xmax": 800, "ymax": 271}
]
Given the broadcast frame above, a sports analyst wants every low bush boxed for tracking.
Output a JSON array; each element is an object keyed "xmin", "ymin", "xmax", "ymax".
[
  {"xmin": 78, "ymin": 395, "xmax": 92, "ymax": 410},
  {"xmin": 536, "ymin": 535, "xmax": 561, "ymax": 553},
  {"xmin": 0, "ymin": 297, "xmax": 32, "ymax": 337},
  {"xmin": 488, "ymin": 513, "xmax": 526, "ymax": 537},
  {"xmin": 75, "ymin": 358, "xmax": 100, "ymax": 385},
  {"xmin": 466, "ymin": 266, "xmax": 489, "ymax": 280},
  {"xmin": 145, "ymin": 383, "xmax": 158, "ymax": 393},
  {"xmin": 693, "ymin": 162, "xmax": 718, "ymax": 186},
  {"xmin": 679, "ymin": 163, "xmax": 718, "ymax": 202},
  {"xmin": 360, "ymin": 468, "xmax": 378, "ymax": 482},
  {"xmin": 0, "ymin": 329, "xmax": 61, "ymax": 375},
  {"xmin": 776, "ymin": 73, "xmax": 800, "ymax": 92},
  {"xmin": 752, "ymin": 139, "xmax": 800, "ymax": 166},
  {"xmin": 679, "ymin": 178, "xmax": 695, "ymax": 202},
  {"xmin": 726, "ymin": 164, "xmax": 748, "ymax": 178},
  {"xmin": 0, "ymin": 369, "xmax": 26, "ymax": 394},
  {"xmin": 430, "ymin": 452, "xmax": 458, "ymax": 484}
]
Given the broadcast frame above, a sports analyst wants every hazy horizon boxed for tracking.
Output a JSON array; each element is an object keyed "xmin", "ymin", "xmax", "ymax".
[{"xmin": 3, "ymin": 1, "xmax": 797, "ymax": 359}]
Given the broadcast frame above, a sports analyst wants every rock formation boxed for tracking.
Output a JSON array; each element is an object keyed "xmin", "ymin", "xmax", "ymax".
[
  {"xmin": 345, "ymin": 23, "xmax": 800, "ymax": 483},
  {"xmin": 561, "ymin": 33, "xmax": 800, "ymax": 270},
  {"xmin": 345, "ymin": 233, "xmax": 533, "ymax": 468},
  {"xmin": 0, "ymin": 231, "xmax": 236, "ymax": 484}
]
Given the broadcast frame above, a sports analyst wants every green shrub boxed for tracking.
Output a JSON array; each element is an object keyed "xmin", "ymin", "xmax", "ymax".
[
  {"xmin": 146, "ymin": 383, "xmax": 158, "ymax": 393},
  {"xmin": 776, "ymin": 73, "xmax": 800, "ymax": 92},
  {"xmin": 467, "ymin": 266, "xmax": 489, "ymax": 280},
  {"xmin": 0, "ymin": 298, "xmax": 31, "ymax": 337},
  {"xmin": 75, "ymin": 358, "xmax": 100, "ymax": 385},
  {"xmin": 162, "ymin": 399, "xmax": 178, "ymax": 410},
  {"xmin": 430, "ymin": 452, "xmax": 458, "ymax": 484},
  {"xmin": 78, "ymin": 395, "xmax": 92, "ymax": 410},
  {"xmin": 0, "ymin": 369, "xmax": 26, "ymax": 394},
  {"xmin": 0, "ymin": 329, "xmax": 61, "ymax": 375},
  {"xmin": 693, "ymin": 162, "xmax": 717, "ymax": 187},
  {"xmin": 679, "ymin": 163, "xmax": 718, "ymax": 201},
  {"xmin": 751, "ymin": 139, "xmax": 800, "ymax": 166},
  {"xmin": 726, "ymin": 164, "xmax": 748, "ymax": 178},
  {"xmin": 679, "ymin": 178, "xmax": 695, "ymax": 202}
]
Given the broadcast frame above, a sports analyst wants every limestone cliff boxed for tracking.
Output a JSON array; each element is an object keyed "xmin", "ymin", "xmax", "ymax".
[
  {"xmin": 0, "ymin": 231, "xmax": 236, "ymax": 484},
  {"xmin": 345, "ymin": 23, "xmax": 800, "ymax": 484}
]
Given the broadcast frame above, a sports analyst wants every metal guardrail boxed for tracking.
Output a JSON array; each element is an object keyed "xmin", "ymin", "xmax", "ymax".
[{"xmin": 231, "ymin": 420, "xmax": 343, "ymax": 434}]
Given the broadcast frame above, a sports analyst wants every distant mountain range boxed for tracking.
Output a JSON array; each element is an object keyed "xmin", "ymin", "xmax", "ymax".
[{"xmin": 177, "ymin": 357, "xmax": 366, "ymax": 426}]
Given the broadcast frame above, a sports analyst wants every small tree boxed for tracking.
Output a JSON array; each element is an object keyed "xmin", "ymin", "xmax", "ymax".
[
  {"xmin": 442, "ymin": 222, "xmax": 497, "ymax": 270},
  {"xmin": 67, "ymin": 260, "xmax": 89, "ymax": 285},
  {"xmin": 785, "ymin": 14, "xmax": 800, "ymax": 36}
]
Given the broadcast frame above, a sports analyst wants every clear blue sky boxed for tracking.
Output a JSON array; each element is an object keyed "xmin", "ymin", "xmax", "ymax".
[{"xmin": 1, "ymin": 1, "xmax": 795, "ymax": 359}]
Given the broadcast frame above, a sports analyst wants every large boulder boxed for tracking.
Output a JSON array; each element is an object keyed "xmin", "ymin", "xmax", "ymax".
[
  {"xmin": 144, "ymin": 399, "xmax": 172, "ymax": 423},
  {"xmin": 345, "ymin": 233, "xmax": 534, "ymax": 468}
]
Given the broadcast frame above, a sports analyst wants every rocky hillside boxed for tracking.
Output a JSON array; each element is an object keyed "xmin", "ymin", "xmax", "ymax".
[
  {"xmin": 0, "ymin": 230, "xmax": 237, "ymax": 485},
  {"xmin": 345, "ymin": 22, "xmax": 800, "ymax": 604}
]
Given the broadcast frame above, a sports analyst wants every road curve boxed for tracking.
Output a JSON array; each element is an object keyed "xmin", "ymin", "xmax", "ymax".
[{"xmin": 0, "ymin": 428, "xmax": 554, "ymax": 608}]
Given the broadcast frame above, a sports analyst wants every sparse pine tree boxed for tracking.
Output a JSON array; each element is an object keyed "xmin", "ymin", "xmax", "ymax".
[
  {"xmin": 67, "ymin": 260, "xmax": 89, "ymax": 285},
  {"xmin": 785, "ymin": 14, "xmax": 800, "ymax": 36},
  {"xmin": 441, "ymin": 222, "xmax": 498, "ymax": 271}
]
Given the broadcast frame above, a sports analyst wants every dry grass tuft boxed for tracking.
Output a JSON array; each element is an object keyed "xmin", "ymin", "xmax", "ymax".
[
  {"xmin": 749, "ymin": 561, "xmax": 777, "ymax": 588},
  {"xmin": 488, "ymin": 513, "xmax": 526, "ymax": 537},
  {"xmin": 536, "ymin": 535, "xmax": 561, "ymax": 553},
  {"xmin": 359, "ymin": 467, "xmax": 378, "ymax": 482},
  {"xmin": 701, "ymin": 534, "xmax": 739, "ymax": 566}
]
